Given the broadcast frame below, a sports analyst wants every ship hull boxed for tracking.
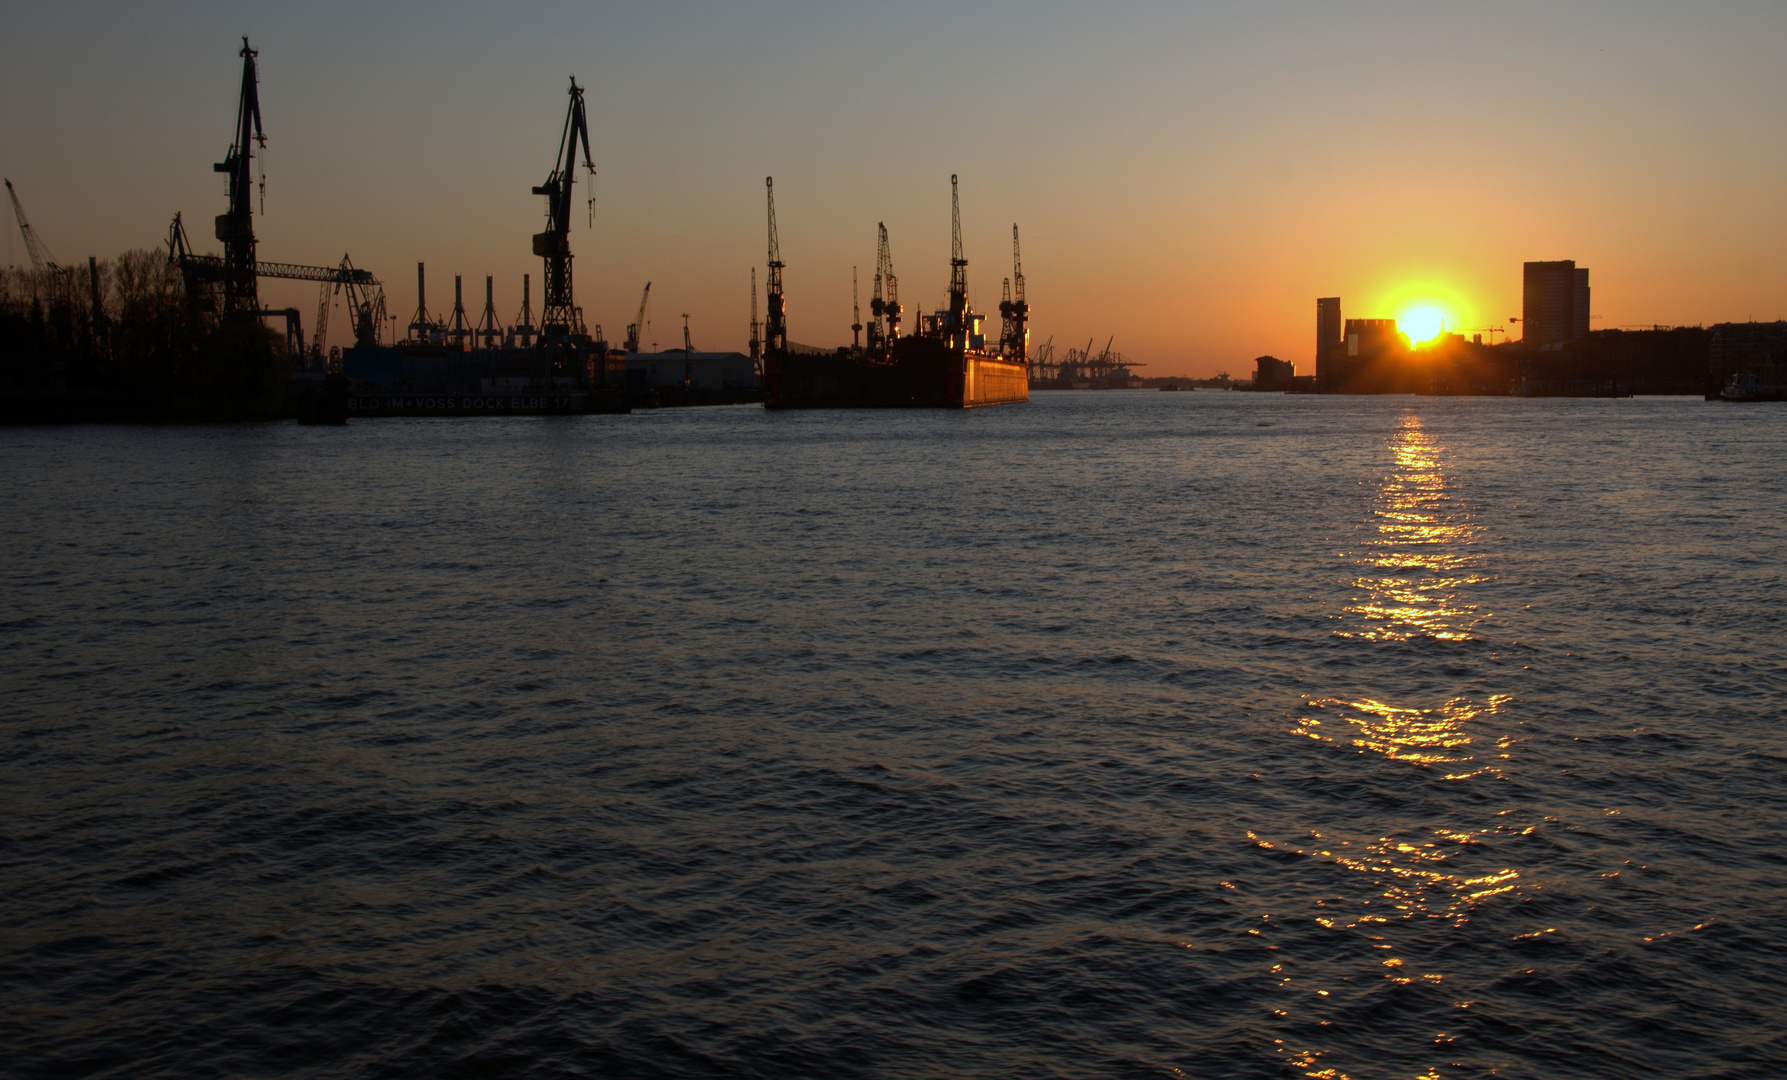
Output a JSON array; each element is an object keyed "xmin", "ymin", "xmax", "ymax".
[{"xmin": 765, "ymin": 337, "xmax": 1028, "ymax": 409}]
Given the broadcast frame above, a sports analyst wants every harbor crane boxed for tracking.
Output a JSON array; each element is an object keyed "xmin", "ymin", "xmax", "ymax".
[
  {"xmin": 170, "ymin": 41, "xmax": 387, "ymax": 349},
  {"xmin": 851, "ymin": 267, "xmax": 862, "ymax": 351},
  {"xmin": 624, "ymin": 281, "xmax": 651, "ymax": 352},
  {"xmin": 868, "ymin": 221, "xmax": 899, "ymax": 349},
  {"xmin": 764, "ymin": 177, "xmax": 786, "ymax": 356},
  {"xmin": 999, "ymin": 224, "xmax": 1029, "ymax": 362},
  {"xmin": 947, "ymin": 175, "xmax": 968, "ymax": 341},
  {"xmin": 5, "ymin": 178, "xmax": 59, "ymax": 275},
  {"xmin": 533, "ymin": 78, "xmax": 596, "ymax": 340},
  {"xmin": 213, "ymin": 37, "xmax": 265, "ymax": 320},
  {"xmin": 749, "ymin": 267, "xmax": 760, "ymax": 371}
]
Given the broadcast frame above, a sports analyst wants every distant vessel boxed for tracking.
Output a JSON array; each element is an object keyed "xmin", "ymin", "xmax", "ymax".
[{"xmin": 761, "ymin": 176, "xmax": 1029, "ymax": 410}]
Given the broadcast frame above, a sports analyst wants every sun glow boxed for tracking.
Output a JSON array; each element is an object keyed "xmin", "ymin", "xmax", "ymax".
[{"xmin": 1398, "ymin": 306, "xmax": 1447, "ymax": 344}]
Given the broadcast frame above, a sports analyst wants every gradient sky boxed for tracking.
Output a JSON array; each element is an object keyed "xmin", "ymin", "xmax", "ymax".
[{"xmin": 4, "ymin": 1, "xmax": 1785, "ymax": 375}]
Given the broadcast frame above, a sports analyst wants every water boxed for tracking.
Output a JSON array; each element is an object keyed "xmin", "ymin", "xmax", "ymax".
[{"xmin": 3, "ymin": 392, "xmax": 1784, "ymax": 1079}]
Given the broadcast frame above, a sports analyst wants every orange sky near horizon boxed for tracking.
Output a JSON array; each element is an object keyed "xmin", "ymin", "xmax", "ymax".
[{"xmin": 4, "ymin": 2, "xmax": 1785, "ymax": 376}]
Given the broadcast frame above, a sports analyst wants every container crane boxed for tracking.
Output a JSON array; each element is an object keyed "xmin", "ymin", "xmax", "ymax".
[{"xmin": 533, "ymin": 78, "xmax": 596, "ymax": 340}]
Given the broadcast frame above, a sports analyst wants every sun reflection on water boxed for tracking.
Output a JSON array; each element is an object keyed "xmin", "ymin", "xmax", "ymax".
[
  {"xmin": 1335, "ymin": 414, "xmax": 1487, "ymax": 643},
  {"xmin": 1260, "ymin": 415, "xmax": 1521, "ymax": 1077}
]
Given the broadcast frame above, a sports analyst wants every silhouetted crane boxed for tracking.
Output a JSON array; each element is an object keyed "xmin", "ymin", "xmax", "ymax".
[
  {"xmin": 764, "ymin": 178, "xmax": 786, "ymax": 356},
  {"xmin": 5, "ymin": 178, "xmax": 57, "ymax": 274},
  {"xmin": 625, "ymin": 281, "xmax": 651, "ymax": 353},
  {"xmin": 533, "ymin": 78, "xmax": 596, "ymax": 340}
]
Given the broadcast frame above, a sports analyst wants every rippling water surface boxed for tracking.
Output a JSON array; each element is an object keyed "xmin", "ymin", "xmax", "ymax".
[{"xmin": 4, "ymin": 392, "xmax": 1785, "ymax": 1078}]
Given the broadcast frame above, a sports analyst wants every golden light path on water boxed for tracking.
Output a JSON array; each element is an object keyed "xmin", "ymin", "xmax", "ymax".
[{"xmin": 1267, "ymin": 415, "xmax": 1525, "ymax": 1080}]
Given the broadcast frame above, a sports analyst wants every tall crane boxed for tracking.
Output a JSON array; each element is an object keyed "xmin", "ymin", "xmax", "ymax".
[
  {"xmin": 213, "ymin": 37, "xmax": 265, "ymax": 320},
  {"xmin": 477, "ymin": 275, "xmax": 503, "ymax": 349},
  {"xmin": 764, "ymin": 177, "xmax": 786, "ymax": 356},
  {"xmin": 511, "ymin": 273, "xmax": 536, "ymax": 347},
  {"xmin": 948, "ymin": 174, "xmax": 968, "ymax": 340},
  {"xmin": 748, "ymin": 267, "xmax": 760, "ymax": 370},
  {"xmin": 5, "ymin": 178, "xmax": 58, "ymax": 274},
  {"xmin": 624, "ymin": 281, "xmax": 651, "ymax": 352},
  {"xmin": 998, "ymin": 224, "xmax": 1029, "ymax": 362},
  {"xmin": 851, "ymin": 267, "xmax": 862, "ymax": 351},
  {"xmin": 533, "ymin": 78, "xmax": 596, "ymax": 340},
  {"xmin": 868, "ymin": 221, "xmax": 899, "ymax": 348}
]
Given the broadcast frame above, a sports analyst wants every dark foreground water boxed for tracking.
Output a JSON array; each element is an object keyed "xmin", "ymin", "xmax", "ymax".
[{"xmin": 3, "ymin": 392, "xmax": 1785, "ymax": 1079}]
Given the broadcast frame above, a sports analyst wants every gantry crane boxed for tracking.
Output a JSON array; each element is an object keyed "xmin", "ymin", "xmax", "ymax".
[{"xmin": 532, "ymin": 78, "xmax": 596, "ymax": 340}]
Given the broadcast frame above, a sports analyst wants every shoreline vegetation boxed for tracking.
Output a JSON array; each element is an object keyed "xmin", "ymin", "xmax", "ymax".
[{"xmin": 0, "ymin": 252, "xmax": 298, "ymax": 423}]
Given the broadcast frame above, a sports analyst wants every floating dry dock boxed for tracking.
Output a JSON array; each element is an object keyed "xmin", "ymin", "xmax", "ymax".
[{"xmin": 760, "ymin": 176, "xmax": 1031, "ymax": 409}]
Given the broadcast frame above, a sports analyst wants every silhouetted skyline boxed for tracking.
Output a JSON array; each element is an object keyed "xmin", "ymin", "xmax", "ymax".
[{"xmin": 4, "ymin": 1, "xmax": 1786, "ymax": 375}]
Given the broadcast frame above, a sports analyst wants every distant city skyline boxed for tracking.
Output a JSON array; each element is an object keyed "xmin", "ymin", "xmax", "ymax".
[{"xmin": 4, "ymin": 1, "xmax": 1786, "ymax": 376}]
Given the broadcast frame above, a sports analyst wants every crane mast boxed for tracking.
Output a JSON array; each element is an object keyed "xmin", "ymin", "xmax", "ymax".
[
  {"xmin": 533, "ymin": 78, "xmax": 596, "ymax": 340},
  {"xmin": 213, "ymin": 37, "xmax": 265, "ymax": 320},
  {"xmin": 870, "ymin": 221, "xmax": 900, "ymax": 346},
  {"xmin": 948, "ymin": 174, "xmax": 968, "ymax": 341},
  {"xmin": 764, "ymin": 177, "xmax": 786, "ymax": 356},
  {"xmin": 749, "ymin": 267, "xmax": 761, "ymax": 369},
  {"xmin": 851, "ymin": 266, "xmax": 862, "ymax": 351}
]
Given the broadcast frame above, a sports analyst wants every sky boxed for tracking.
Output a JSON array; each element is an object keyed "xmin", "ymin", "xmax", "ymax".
[{"xmin": 4, "ymin": 1, "xmax": 1786, "ymax": 375}]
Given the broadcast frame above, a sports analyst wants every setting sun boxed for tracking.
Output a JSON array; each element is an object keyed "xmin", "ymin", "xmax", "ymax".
[{"xmin": 1397, "ymin": 306, "xmax": 1447, "ymax": 344}]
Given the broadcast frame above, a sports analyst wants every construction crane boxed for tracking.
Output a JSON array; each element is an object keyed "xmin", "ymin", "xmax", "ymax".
[
  {"xmin": 212, "ymin": 37, "xmax": 265, "ymax": 320},
  {"xmin": 532, "ymin": 78, "xmax": 596, "ymax": 340},
  {"xmin": 5, "ymin": 178, "xmax": 58, "ymax": 274},
  {"xmin": 999, "ymin": 224, "xmax": 1029, "ymax": 362},
  {"xmin": 624, "ymin": 281, "xmax": 651, "ymax": 352},
  {"xmin": 1455, "ymin": 326, "xmax": 1507, "ymax": 345},
  {"xmin": 764, "ymin": 177, "xmax": 786, "ymax": 356},
  {"xmin": 851, "ymin": 267, "xmax": 862, "ymax": 351}
]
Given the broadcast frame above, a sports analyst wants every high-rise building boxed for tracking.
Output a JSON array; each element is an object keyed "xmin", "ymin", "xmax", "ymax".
[
  {"xmin": 1522, "ymin": 261, "xmax": 1590, "ymax": 347},
  {"xmin": 1316, "ymin": 297, "xmax": 1343, "ymax": 389}
]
